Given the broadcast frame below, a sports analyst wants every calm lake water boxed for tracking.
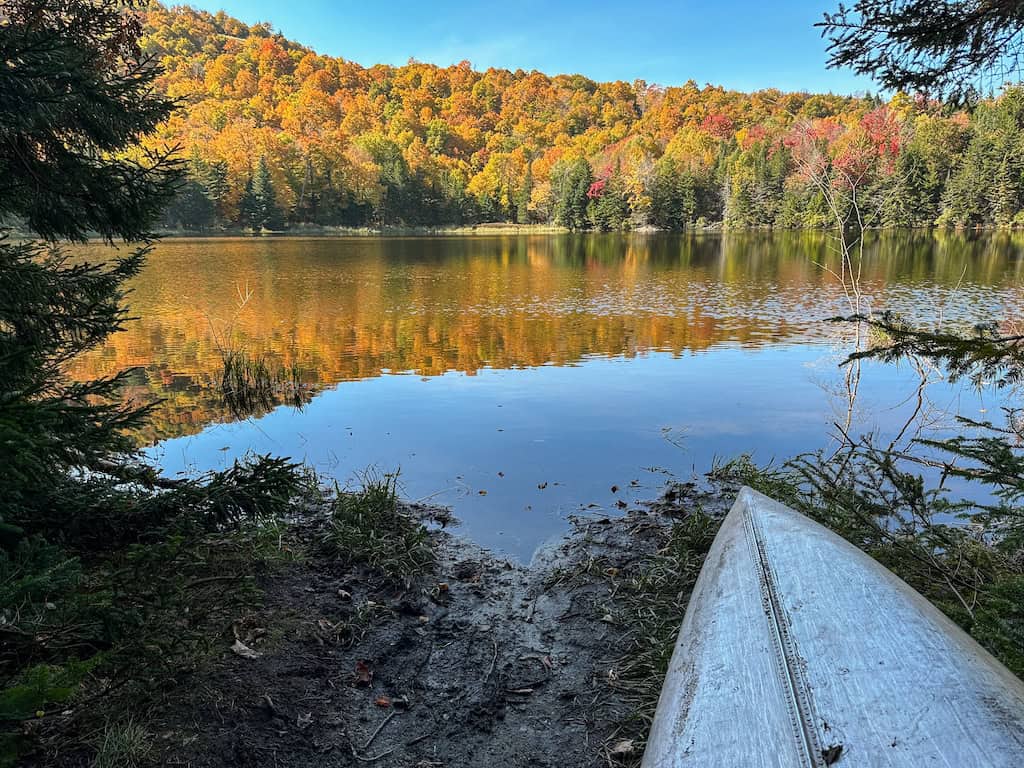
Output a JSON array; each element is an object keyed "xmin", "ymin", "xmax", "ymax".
[{"xmin": 76, "ymin": 231, "xmax": 1024, "ymax": 558}]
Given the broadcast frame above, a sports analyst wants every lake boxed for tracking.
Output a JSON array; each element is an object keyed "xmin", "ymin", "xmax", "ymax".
[{"xmin": 74, "ymin": 231, "xmax": 1024, "ymax": 558}]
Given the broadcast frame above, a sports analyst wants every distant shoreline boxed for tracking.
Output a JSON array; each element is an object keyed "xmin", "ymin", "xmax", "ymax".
[
  {"xmin": 7, "ymin": 222, "xmax": 1019, "ymax": 241},
  {"xmin": 149, "ymin": 222, "xmax": 1018, "ymax": 239}
]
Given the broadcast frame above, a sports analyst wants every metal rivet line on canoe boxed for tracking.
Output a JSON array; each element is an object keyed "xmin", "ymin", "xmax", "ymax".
[{"xmin": 744, "ymin": 507, "xmax": 825, "ymax": 768}]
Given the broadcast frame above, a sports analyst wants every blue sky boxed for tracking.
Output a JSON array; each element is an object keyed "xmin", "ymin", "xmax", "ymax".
[{"xmin": 183, "ymin": 0, "xmax": 878, "ymax": 94}]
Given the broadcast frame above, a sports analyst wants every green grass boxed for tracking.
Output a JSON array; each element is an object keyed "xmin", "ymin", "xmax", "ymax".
[
  {"xmin": 91, "ymin": 720, "xmax": 152, "ymax": 768},
  {"xmin": 600, "ymin": 510, "xmax": 720, "ymax": 767},
  {"xmin": 322, "ymin": 472, "xmax": 435, "ymax": 582}
]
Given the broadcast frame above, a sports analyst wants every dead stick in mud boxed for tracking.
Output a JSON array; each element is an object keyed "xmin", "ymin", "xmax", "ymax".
[
  {"xmin": 405, "ymin": 732, "xmax": 433, "ymax": 747},
  {"xmin": 350, "ymin": 745, "xmax": 398, "ymax": 763},
  {"xmin": 484, "ymin": 638, "xmax": 498, "ymax": 683},
  {"xmin": 362, "ymin": 710, "xmax": 397, "ymax": 752}
]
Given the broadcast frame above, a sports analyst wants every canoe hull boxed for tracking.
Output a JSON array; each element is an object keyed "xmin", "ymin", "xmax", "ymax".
[{"xmin": 642, "ymin": 487, "xmax": 1024, "ymax": 767}]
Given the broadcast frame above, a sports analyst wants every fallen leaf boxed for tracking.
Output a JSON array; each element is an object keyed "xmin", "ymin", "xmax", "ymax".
[
  {"xmin": 231, "ymin": 639, "xmax": 260, "ymax": 659},
  {"xmin": 337, "ymin": 589, "xmax": 352, "ymax": 600},
  {"xmin": 610, "ymin": 485, "xmax": 619, "ymax": 493},
  {"xmin": 610, "ymin": 739, "xmax": 635, "ymax": 756},
  {"xmin": 374, "ymin": 696, "xmax": 391, "ymax": 708},
  {"xmin": 600, "ymin": 614, "xmax": 615, "ymax": 623},
  {"xmin": 478, "ymin": 490, "xmax": 487, "ymax": 496},
  {"xmin": 354, "ymin": 660, "xmax": 373, "ymax": 687},
  {"xmin": 497, "ymin": 471, "xmax": 504, "ymax": 477}
]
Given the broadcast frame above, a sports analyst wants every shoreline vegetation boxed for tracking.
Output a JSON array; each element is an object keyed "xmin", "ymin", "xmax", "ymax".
[
  {"xmin": 16, "ymin": 477, "xmax": 730, "ymax": 768},
  {"xmin": 158, "ymin": 221, "xmax": 1024, "ymax": 238},
  {"xmin": 15, "ymin": 462, "xmax": 1023, "ymax": 767},
  {"xmin": 23, "ymin": 221, "xmax": 1024, "ymax": 242}
]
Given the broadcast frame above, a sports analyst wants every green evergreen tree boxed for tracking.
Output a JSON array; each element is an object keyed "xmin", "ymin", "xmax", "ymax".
[
  {"xmin": 552, "ymin": 158, "xmax": 594, "ymax": 230},
  {"xmin": 162, "ymin": 178, "xmax": 215, "ymax": 230},
  {"xmin": 0, "ymin": 6, "xmax": 178, "ymax": 751},
  {"xmin": 941, "ymin": 88, "xmax": 1024, "ymax": 226},
  {"xmin": 0, "ymin": 0, "xmax": 179, "ymax": 522},
  {"xmin": 197, "ymin": 159, "xmax": 231, "ymax": 225},
  {"xmin": 252, "ymin": 156, "xmax": 283, "ymax": 230},
  {"xmin": 515, "ymin": 164, "xmax": 533, "ymax": 224},
  {"xmin": 588, "ymin": 167, "xmax": 630, "ymax": 231},
  {"xmin": 649, "ymin": 157, "xmax": 697, "ymax": 230}
]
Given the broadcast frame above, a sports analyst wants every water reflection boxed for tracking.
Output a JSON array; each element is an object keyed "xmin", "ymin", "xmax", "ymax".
[{"xmin": 72, "ymin": 231, "xmax": 1024, "ymax": 444}]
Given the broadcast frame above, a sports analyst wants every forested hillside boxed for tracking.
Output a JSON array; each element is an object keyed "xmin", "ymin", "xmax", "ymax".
[{"xmin": 142, "ymin": 3, "xmax": 1024, "ymax": 231}]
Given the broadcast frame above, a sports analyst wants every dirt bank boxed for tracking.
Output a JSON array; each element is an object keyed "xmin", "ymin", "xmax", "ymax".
[{"xmin": 131, "ymin": 483, "xmax": 729, "ymax": 768}]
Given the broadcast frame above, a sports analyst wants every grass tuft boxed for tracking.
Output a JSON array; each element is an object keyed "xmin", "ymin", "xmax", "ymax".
[
  {"xmin": 220, "ymin": 349, "xmax": 306, "ymax": 419},
  {"xmin": 92, "ymin": 720, "xmax": 152, "ymax": 768},
  {"xmin": 323, "ymin": 473, "xmax": 434, "ymax": 582}
]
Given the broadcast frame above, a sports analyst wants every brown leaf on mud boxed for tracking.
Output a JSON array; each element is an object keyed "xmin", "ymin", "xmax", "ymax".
[
  {"xmin": 374, "ymin": 696, "xmax": 391, "ymax": 708},
  {"xmin": 231, "ymin": 639, "xmax": 261, "ymax": 659},
  {"xmin": 354, "ymin": 660, "xmax": 373, "ymax": 687}
]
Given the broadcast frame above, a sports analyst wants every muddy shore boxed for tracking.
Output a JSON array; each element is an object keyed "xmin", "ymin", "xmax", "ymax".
[{"xmin": 133, "ymin": 483, "xmax": 731, "ymax": 768}]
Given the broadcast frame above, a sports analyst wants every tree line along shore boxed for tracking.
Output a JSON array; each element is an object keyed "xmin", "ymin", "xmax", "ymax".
[{"xmin": 145, "ymin": 4, "xmax": 1024, "ymax": 234}]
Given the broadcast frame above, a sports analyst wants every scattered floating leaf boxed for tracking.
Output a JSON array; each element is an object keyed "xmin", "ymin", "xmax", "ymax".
[
  {"xmin": 478, "ymin": 490, "xmax": 488, "ymax": 496},
  {"xmin": 610, "ymin": 485, "xmax": 619, "ymax": 493}
]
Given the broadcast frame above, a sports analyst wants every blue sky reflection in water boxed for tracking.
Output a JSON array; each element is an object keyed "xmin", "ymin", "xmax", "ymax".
[{"xmin": 73, "ymin": 233, "xmax": 1024, "ymax": 559}]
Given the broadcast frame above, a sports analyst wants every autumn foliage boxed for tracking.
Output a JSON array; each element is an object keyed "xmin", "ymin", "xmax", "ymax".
[{"xmin": 143, "ymin": 4, "xmax": 1024, "ymax": 231}]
